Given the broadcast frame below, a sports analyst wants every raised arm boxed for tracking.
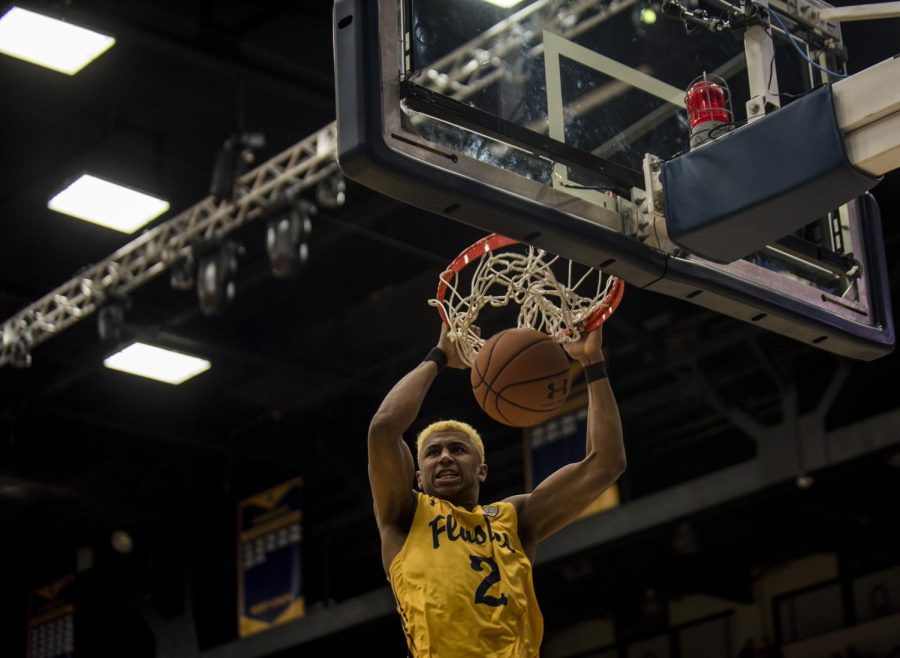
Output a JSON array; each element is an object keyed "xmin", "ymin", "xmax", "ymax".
[
  {"xmin": 368, "ymin": 324, "xmax": 465, "ymax": 533},
  {"xmin": 510, "ymin": 328, "xmax": 626, "ymax": 554}
]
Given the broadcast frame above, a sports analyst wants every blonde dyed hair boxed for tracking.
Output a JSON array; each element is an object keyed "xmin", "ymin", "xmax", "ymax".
[{"xmin": 416, "ymin": 420, "xmax": 485, "ymax": 463}]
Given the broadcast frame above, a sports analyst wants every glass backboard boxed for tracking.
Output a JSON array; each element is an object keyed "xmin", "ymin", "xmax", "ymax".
[{"xmin": 333, "ymin": 0, "xmax": 894, "ymax": 359}]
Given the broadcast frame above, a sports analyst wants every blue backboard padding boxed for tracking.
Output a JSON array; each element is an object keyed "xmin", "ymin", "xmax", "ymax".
[{"xmin": 661, "ymin": 85, "xmax": 880, "ymax": 264}]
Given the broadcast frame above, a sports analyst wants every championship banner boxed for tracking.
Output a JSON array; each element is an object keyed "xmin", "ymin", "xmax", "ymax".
[
  {"xmin": 237, "ymin": 477, "xmax": 304, "ymax": 637},
  {"xmin": 524, "ymin": 394, "xmax": 619, "ymax": 519},
  {"xmin": 27, "ymin": 574, "xmax": 75, "ymax": 658}
]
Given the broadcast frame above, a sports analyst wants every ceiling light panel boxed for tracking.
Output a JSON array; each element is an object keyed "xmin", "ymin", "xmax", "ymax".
[
  {"xmin": 103, "ymin": 343, "xmax": 211, "ymax": 385},
  {"xmin": 0, "ymin": 7, "xmax": 115, "ymax": 75},
  {"xmin": 48, "ymin": 174, "xmax": 170, "ymax": 233}
]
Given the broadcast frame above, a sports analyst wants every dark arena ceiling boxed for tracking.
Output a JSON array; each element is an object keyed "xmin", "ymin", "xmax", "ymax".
[{"xmin": 0, "ymin": 1, "xmax": 898, "ymax": 656}]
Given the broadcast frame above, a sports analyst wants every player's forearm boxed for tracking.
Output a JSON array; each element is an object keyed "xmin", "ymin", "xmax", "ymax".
[
  {"xmin": 370, "ymin": 361, "xmax": 440, "ymax": 438},
  {"xmin": 578, "ymin": 350, "xmax": 626, "ymax": 477},
  {"xmin": 584, "ymin": 378, "xmax": 626, "ymax": 475}
]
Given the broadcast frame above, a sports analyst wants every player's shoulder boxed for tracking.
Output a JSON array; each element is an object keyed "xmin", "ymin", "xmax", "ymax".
[
  {"xmin": 500, "ymin": 493, "xmax": 528, "ymax": 508},
  {"xmin": 497, "ymin": 494, "xmax": 528, "ymax": 516},
  {"xmin": 378, "ymin": 489, "xmax": 420, "ymax": 531},
  {"xmin": 497, "ymin": 494, "xmax": 537, "ymax": 557}
]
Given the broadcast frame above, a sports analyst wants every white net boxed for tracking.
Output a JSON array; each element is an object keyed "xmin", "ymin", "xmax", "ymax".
[{"xmin": 430, "ymin": 242, "xmax": 620, "ymax": 367}]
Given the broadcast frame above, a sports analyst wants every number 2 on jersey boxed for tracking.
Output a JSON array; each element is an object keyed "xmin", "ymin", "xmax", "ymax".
[{"xmin": 469, "ymin": 556, "xmax": 508, "ymax": 607}]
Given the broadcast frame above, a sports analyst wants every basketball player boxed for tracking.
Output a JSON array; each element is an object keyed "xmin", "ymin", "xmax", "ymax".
[{"xmin": 368, "ymin": 322, "xmax": 625, "ymax": 656}]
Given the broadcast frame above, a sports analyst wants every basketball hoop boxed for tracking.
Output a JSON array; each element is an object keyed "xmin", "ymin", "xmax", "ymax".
[{"xmin": 431, "ymin": 234, "xmax": 624, "ymax": 366}]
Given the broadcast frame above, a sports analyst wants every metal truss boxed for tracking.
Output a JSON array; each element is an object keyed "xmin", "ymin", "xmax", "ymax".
[{"xmin": 0, "ymin": 123, "xmax": 338, "ymax": 368}]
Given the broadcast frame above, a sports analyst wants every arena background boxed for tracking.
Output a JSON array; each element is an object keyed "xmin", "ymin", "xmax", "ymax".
[{"xmin": 0, "ymin": 1, "xmax": 898, "ymax": 656}]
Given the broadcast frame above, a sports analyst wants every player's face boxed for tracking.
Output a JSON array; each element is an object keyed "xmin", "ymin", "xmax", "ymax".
[{"xmin": 416, "ymin": 431, "xmax": 487, "ymax": 501}]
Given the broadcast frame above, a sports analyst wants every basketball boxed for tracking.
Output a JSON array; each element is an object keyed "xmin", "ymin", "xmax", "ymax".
[{"xmin": 471, "ymin": 328, "xmax": 572, "ymax": 427}]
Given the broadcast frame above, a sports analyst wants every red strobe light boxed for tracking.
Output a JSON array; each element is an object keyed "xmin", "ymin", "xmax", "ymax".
[{"xmin": 685, "ymin": 76, "xmax": 732, "ymax": 147}]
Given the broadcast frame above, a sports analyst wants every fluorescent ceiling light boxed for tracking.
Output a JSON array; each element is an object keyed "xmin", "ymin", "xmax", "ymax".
[
  {"xmin": 48, "ymin": 174, "xmax": 170, "ymax": 233},
  {"xmin": 104, "ymin": 343, "xmax": 211, "ymax": 385},
  {"xmin": 483, "ymin": 0, "xmax": 527, "ymax": 7},
  {"xmin": 0, "ymin": 7, "xmax": 115, "ymax": 75}
]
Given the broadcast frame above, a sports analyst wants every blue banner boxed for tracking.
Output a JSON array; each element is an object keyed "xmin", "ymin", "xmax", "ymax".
[
  {"xmin": 28, "ymin": 575, "xmax": 75, "ymax": 658},
  {"xmin": 237, "ymin": 477, "xmax": 304, "ymax": 637}
]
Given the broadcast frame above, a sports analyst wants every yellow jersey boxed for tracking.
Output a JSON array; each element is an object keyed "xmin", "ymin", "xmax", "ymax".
[{"xmin": 389, "ymin": 492, "xmax": 543, "ymax": 657}]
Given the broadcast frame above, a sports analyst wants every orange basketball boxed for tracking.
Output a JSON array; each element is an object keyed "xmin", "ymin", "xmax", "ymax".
[{"xmin": 471, "ymin": 328, "xmax": 571, "ymax": 427}]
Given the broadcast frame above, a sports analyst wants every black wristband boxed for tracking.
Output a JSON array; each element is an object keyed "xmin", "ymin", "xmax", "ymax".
[
  {"xmin": 424, "ymin": 347, "xmax": 448, "ymax": 371},
  {"xmin": 583, "ymin": 360, "xmax": 608, "ymax": 384}
]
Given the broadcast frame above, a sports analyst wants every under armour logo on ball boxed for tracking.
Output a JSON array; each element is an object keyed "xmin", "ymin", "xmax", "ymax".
[{"xmin": 546, "ymin": 380, "xmax": 568, "ymax": 400}]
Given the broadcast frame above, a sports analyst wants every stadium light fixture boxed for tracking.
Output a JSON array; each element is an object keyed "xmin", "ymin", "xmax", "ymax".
[
  {"xmin": 196, "ymin": 240, "xmax": 243, "ymax": 315},
  {"xmin": 48, "ymin": 174, "xmax": 170, "ymax": 233},
  {"xmin": 103, "ymin": 342, "xmax": 211, "ymax": 385},
  {"xmin": 0, "ymin": 7, "xmax": 115, "ymax": 75},
  {"xmin": 266, "ymin": 197, "xmax": 315, "ymax": 279}
]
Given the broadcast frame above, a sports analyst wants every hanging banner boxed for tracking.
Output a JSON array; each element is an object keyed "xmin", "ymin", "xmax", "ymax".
[
  {"xmin": 237, "ymin": 476, "xmax": 304, "ymax": 637},
  {"xmin": 27, "ymin": 574, "xmax": 75, "ymax": 658},
  {"xmin": 524, "ymin": 393, "xmax": 619, "ymax": 519}
]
